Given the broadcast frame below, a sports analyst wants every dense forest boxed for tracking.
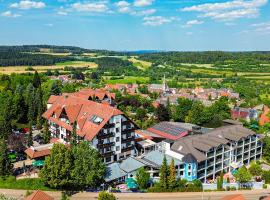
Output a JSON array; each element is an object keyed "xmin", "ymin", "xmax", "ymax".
[{"xmin": 138, "ymin": 51, "xmax": 270, "ymax": 65}]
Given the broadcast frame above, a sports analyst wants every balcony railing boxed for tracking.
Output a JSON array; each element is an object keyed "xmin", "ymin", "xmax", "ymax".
[
  {"xmin": 122, "ymin": 145, "xmax": 134, "ymax": 152},
  {"xmin": 97, "ymin": 142, "xmax": 115, "ymax": 148},
  {"xmin": 122, "ymin": 136, "xmax": 135, "ymax": 143},
  {"xmin": 97, "ymin": 132, "xmax": 115, "ymax": 139}
]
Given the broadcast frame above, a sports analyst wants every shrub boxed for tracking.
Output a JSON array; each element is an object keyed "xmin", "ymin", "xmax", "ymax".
[
  {"xmin": 98, "ymin": 191, "xmax": 116, "ymax": 200},
  {"xmin": 262, "ymin": 170, "xmax": 270, "ymax": 184},
  {"xmin": 24, "ymin": 191, "xmax": 33, "ymax": 197},
  {"xmin": 263, "ymin": 184, "xmax": 267, "ymax": 189},
  {"xmin": 230, "ymin": 186, "xmax": 236, "ymax": 191},
  {"xmin": 226, "ymin": 186, "xmax": 230, "ymax": 191}
]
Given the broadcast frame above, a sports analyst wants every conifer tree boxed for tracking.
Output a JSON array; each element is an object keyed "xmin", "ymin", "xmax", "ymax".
[
  {"xmin": 0, "ymin": 138, "xmax": 12, "ymax": 176},
  {"xmin": 27, "ymin": 121, "xmax": 33, "ymax": 147},
  {"xmin": 160, "ymin": 156, "xmax": 169, "ymax": 189},
  {"xmin": 43, "ymin": 121, "xmax": 51, "ymax": 144},
  {"xmin": 168, "ymin": 159, "xmax": 176, "ymax": 190}
]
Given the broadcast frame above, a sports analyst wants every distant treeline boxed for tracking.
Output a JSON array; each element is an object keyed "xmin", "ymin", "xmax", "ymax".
[
  {"xmin": 138, "ymin": 51, "xmax": 270, "ymax": 65},
  {"xmin": 0, "ymin": 51, "xmax": 73, "ymax": 66}
]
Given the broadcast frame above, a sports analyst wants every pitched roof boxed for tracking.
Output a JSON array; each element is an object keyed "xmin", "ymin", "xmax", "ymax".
[
  {"xmin": 24, "ymin": 190, "xmax": 54, "ymax": 200},
  {"xmin": 171, "ymin": 125, "xmax": 256, "ymax": 162},
  {"xmin": 25, "ymin": 144, "xmax": 53, "ymax": 159},
  {"xmin": 43, "ymin": 94, "xmax": 123, "ymax": 141}
]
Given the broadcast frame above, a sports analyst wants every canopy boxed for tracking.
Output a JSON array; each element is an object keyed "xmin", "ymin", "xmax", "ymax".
[{"xmin": 32, "ymin": 160, "xmax": 45, "ymax": 167}]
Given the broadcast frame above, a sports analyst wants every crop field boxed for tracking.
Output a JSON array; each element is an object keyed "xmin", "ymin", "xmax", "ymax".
[
  {"xmin": 129, "ymin": 57, "xmax": 152, "ymax": 70},
  {"xmin": 0, "ymin": 61, "xmax": 98, "ymax": 75}
]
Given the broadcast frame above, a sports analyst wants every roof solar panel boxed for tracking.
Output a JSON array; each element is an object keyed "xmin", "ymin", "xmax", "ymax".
[{"xmin": 152, "ymin": 122, "xmax": 187, "ymax": 136}]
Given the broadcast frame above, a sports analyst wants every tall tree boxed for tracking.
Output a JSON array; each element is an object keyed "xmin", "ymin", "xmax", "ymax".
[
  {"xmin": 27, "ymin": 121, "xmax": 33, "ymax": 147},
  {"xmin": 136, "ymin": 167, "xmax": 150, "ymax": 190},
  {"xmin": 159, "ymin": 156, "xmax": 169, "ymax": 189},
  {"xmin": 0, "ymin": 138, "xmax": 12, "ymax": 177},
  {"xmin": 249, "ymin": 161, "xmax": 263, "ymax": 177},
  {"xmin": 50, "ymin": 81, "xmax": 61, "ymax": 95},
  {"xmin": 43, "ymin": 121, "xmax": 51, "ymax": 144},
  {"xmin": 0, "ymin": 99, "xmax": 12, "ymax": 140},
  {"xmin": 35, "ymin": 87, "xmax": 43, "ymax": 129},
  {"xmin": 33, "ymin": 71, "xmax": 41, "ymax": 88},
  {"xmin": 40, "ymin": 143, "xmax": 73, "ymax": 189},
  {"xmin": 168, "ymin": 159, "xmax": 176, "ymax": 190},
  {"xmin": 155, "ymin": 104, "xmax": 170, "ymax": 122},
  {"xmin": 71, "ymin": 141, "xmax": 106, "ymax": 190},
  {"xmin": 185, "ymin": 101, "xmax": 204, "ymax": 125}
]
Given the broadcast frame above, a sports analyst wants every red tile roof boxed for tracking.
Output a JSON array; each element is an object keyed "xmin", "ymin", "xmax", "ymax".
[
  {"xmin": 259, "ymin": 105, "xmax": 270, "ymax": 126},
  {"xmin": 24, "ymin": 190, "xmax": 54, "ymax": 200},
  {"xmin": 43, "ymin": 94, "xmax": 123, "ymax": 141},
  {"xmin": 25, "ymin": 147, "xmax": 51, "ymax": 159}
]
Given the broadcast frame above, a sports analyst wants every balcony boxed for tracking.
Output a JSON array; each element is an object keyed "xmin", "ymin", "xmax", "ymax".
[
  {"xmin": 102, "ymin": 151, "xmax": 115, "ymax": 157},
  {"xmin": 122, "ymin": 136, "xmax": 135, "ymax": 143},
  {"xmin": 122, "ymin": 128, "xmax": 135, "ymax": 134},
  {"xmin": 104, "ymin": 123, "xmax": 115, "ymax": 128},
  {"xmin": 97, "ymin": 142, "xmax": 115, "ymax": 148},
  {"xmin": 97, "ymin": 132, "xmax": 115, "ymax": 139},
  {"xmin": 122, "ymin": 145, "xmax": 134, "ymax": 152}
]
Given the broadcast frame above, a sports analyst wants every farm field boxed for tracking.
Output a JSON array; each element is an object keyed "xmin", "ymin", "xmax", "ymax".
[
  {"xmin": 0, "ymin": 61, "xmax": 98, "ymax": 75},
  {"xmin": 128, "ymin": 57, "xmax": 152, "ymax": 70}
]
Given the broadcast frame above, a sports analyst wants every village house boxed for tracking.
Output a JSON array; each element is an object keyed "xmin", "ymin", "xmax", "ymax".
[
  {"xmin": 43, "ymin": 89, "xmax": 137, "ymax": 164},
  {"xmin": 231, "ymin": 107, "xmax": 259, "ymax": 122}
]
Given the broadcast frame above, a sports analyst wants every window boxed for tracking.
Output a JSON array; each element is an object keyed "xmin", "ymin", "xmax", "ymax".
[
  {"xmin": 188, "ymin": 172, "xmax": 191, "ymax": 176},
  {"xmin": 116, "ymin": 137, "xmax": 120, "ymax": 142},
  {"xmin": 188, "ymin": 164, "xmax": 192, "ymax": 170},
  {"xmin": 180, "ymin": 171, "xmax": 184, "ymax": 176},
  {"xmin": 116, "ymin": 128, "xmax": 120, "ymax": 133},
  {"xmin": 89, "ymin": 115, "xmax": 103, "ymax": 125},
  {"xmin": 116, "ymin": 146, "xmax": 120, "ymax": 151},
  {"xmin": 105, "ymin": 157, "xmax": 111, "ymax": 163}
]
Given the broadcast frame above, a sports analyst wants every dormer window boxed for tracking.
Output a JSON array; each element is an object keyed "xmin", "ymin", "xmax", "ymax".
[{"xmin": 89, "ymin": 115, "xmax": 104, "ymax": 125}]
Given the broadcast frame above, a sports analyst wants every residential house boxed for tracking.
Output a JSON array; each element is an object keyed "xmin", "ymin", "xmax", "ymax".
[{"xmin": 231, "ymin": 107, "xmax": 259, "ymax": 122}]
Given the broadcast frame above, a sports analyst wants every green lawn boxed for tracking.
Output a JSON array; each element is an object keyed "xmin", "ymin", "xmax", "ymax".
[{"xmin": 0, "ymin": 177, "xmax": 53, "ymax": 191}]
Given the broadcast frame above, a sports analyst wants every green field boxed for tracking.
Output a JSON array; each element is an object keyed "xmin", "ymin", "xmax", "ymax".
[
  {"xmin": 55, "ymin": 61, "xmax": 98, "ymax": 68},
  {"xmin": 103, "ymin": 76, "xmax": 149, "ymax": 84}
]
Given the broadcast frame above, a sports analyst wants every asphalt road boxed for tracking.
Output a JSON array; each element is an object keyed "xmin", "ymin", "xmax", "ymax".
[{"xmin": 1, "ymin": 189, "xmax": 270, "ymax": 200}]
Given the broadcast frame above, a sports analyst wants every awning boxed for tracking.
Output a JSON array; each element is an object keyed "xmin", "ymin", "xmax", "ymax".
[{"xmin": 137, "ymin": 139, "xmax": 156, "ymax": 148}]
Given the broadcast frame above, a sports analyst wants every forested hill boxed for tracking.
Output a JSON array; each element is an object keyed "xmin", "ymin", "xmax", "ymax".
[{"xmin": 137, "ymin": 51, "xmax": 270, "ymax": 65}]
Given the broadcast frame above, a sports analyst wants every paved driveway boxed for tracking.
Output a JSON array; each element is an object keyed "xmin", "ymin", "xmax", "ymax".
[{"xmin": 0, "ymin": 189, "xmax": 269, "ymax": 200}]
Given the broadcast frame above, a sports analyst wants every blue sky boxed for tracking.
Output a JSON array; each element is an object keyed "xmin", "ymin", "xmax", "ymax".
[{"xmin": 0, "ymin": 0, "xmax": 270, "ymax": 51}]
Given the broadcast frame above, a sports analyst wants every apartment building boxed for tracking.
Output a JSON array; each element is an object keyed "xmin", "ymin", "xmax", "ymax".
[
  {"xmin": 43, "ymin": 90, "xmax": 136, "ymax": 164},
  {"xmin": 110, "ymin": 121, "xmax": 263, "ymax": 184},
  {"xmin": 168, "ymin": 123, "xmax": 263, "ymax": 183}
]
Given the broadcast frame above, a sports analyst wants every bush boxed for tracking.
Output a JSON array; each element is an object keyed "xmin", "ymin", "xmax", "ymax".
[
  {"xmin": 0, "ymin": 194, "xmax": 17, "ymax": 200},
  {"xmin": 263, "ymin": 184, "xmax": 268, "ymax": 189},
  {"xmin": 230, "ymin": 186, "xmax": 237, "ymax": 191},
  {"xmin": 98, "ymin": 191, "xmax": 116, "ymax": 200},
  {"xmin": 262, "ymin": 170, "xmax": 270, "ymax": 184}
]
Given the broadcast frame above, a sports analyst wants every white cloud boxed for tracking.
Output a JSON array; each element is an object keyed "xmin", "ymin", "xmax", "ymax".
[
  {"xmin": 143, "ymin": 16, "xmax": 175, "ymax": 26},
  {"xmin": 71, "ymin": 2, "xmax": 108, "ymax": 13},
  {"xmin": 115, "ymin": 1, "xmax": 130, "ymax": 7},
  {"xmin": 134, "ymin": 0, "xmax": 154, "ymax": 7},
  {"xmin": 10, "ymin": 0, "xmax": 45, "ymax": 10},
  {"xmin": 115, "ymin": 1, "xmax": 131, "ymax": 13},
  {"xmin": 1, "ymin": 10, "xmax": 21, "ymax": 17},
  {"xmin": 186, "ymin": 32, "xmax": 193, "ymax": 35},
  {"xmin": 133, "ymin": 8, "xmax": 156, "ymax": 16},
  {"xmin": 181, "ymin": 0, "xmax": 268, "ymax": 21},
  {"xmin": 183, "ymin": 19, "xmax": 204, "ymax": 27}
]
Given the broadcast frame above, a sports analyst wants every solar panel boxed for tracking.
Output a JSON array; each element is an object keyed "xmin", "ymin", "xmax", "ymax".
[{"xmin": 152, "ymin": 122, "xmax": 187, "ymax": 136}]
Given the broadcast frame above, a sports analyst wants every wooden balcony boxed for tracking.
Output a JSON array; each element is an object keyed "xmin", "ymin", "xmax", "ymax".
[
  {"xmin": 122, "ymin": 136, "xmax": 135, "ymax": 143},
  {"xmin": 121, "ymin": 145, "xmax": 134, "ymax": 152},
  {"xmin": 97, "ymin": 142, "xmax": 115, "ymax": 148},
  {"xmin": 97, "ymin": 132, "xmax": 115, "ymax": 139}
]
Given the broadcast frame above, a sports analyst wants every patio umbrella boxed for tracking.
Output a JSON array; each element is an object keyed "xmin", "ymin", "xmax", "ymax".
[
  {"xmin": 125, "ymin": 178, "xmax": 137, "ymax": 189},
  {"xmin": 32, "ymin": 160, "xmax": 44, "ymax": 167}
]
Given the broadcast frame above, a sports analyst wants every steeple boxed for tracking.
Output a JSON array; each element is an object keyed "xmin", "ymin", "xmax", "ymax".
[{"xmin": 163, "ymin": 74, "xmax": 169, "ymax": 92}]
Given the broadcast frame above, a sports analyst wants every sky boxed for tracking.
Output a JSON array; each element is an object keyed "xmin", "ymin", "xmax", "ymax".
[{"xmin": 0, "ymin": 0, "xmax": 270, "ymax": 51}]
